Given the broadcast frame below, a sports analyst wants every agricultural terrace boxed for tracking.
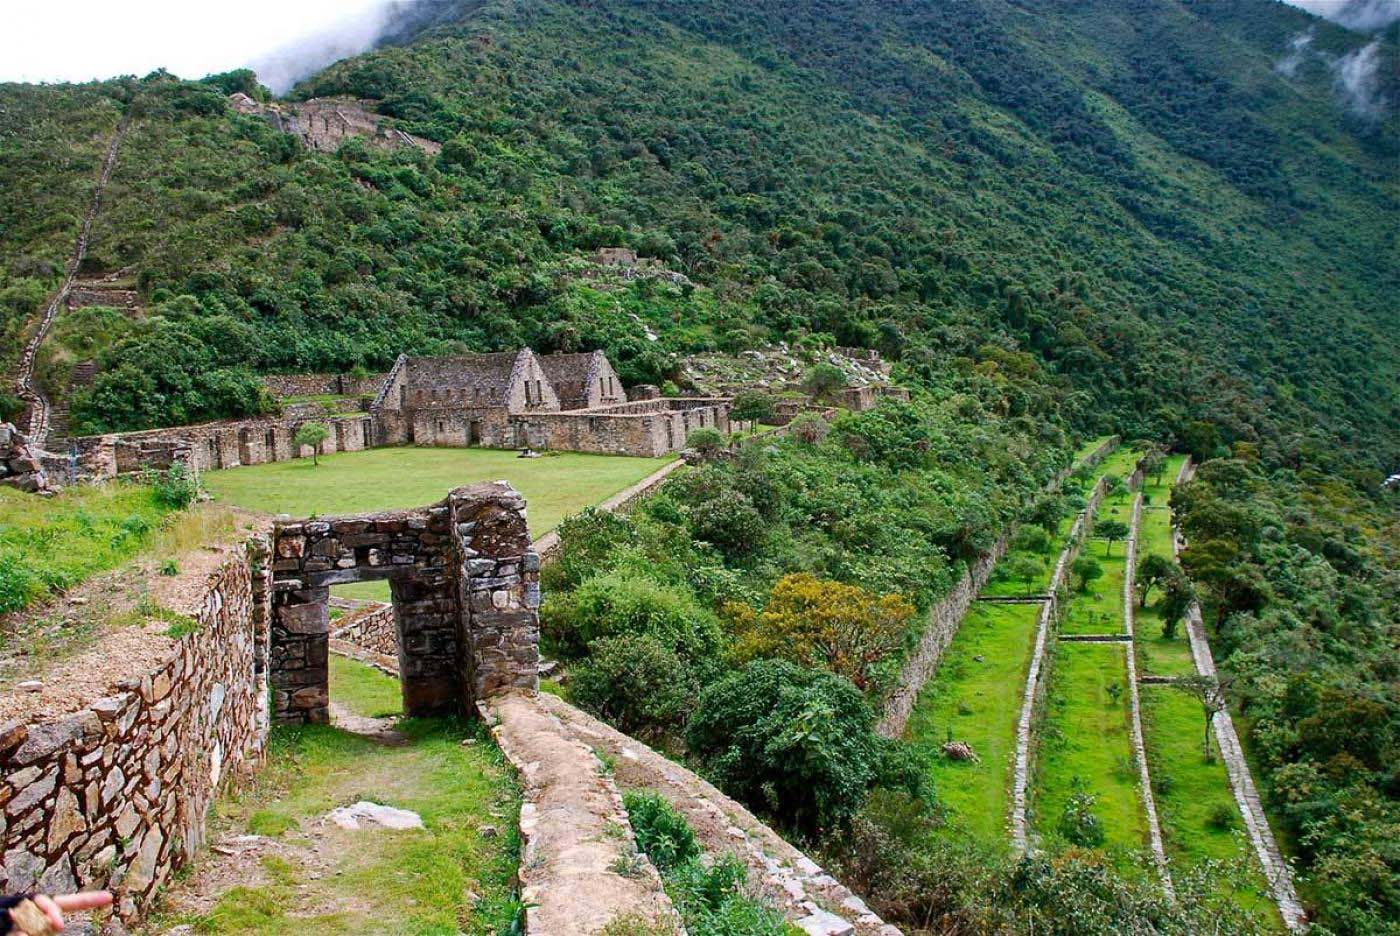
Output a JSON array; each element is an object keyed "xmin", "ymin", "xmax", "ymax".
[{"xmin": 903, "ymin": 441, "xmax": 1127, "ymax": 849}]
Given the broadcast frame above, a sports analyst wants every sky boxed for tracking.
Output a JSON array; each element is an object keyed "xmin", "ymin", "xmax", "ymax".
[{"xmin": 0, "ymin": 0, "xmax": 1393, "ymax": 92}]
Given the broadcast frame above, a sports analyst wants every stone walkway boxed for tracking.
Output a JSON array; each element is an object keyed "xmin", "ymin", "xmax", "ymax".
[
  {"xmin": 15, "ymin": 120, "xmax": 126, "ymax": 449},
  {"xmin": 1122, "ymin": 494, "xmax": 1173, "ymax": 895},
  {"xmin": 1173, "ymin": 462, "xmax": 1308, "ymax": 931},
  {"xmin": 483, "ymin": 691, "xmax": 682, "ymax": 935}
]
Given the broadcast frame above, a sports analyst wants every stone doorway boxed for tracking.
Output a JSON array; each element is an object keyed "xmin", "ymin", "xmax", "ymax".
[{"xmin": 268, "ymin": 482, "xmax": 540, "ymax": 724}]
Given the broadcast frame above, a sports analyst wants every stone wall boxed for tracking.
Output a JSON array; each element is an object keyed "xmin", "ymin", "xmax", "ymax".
[
  {"xmin": 0, "ymin": 422, "xmax": 53, "ymax": 493},
  {"xmin": 513, "ymin": 399, "xmax": 731, "ymax": 458},
  {"xmin": 262, "ymin": 373, "xmax": 386, "ymax": 399},
  {"xmin": 330, "ymin": 603, "xmax": 396, "ymax": 658},
  {"xmin": 269, "ymin": 483, "xmax": 540, "ymax": 724},
  {"xmin": 0, "ymin": 536, "xmax": 272, "ymax": 927}
]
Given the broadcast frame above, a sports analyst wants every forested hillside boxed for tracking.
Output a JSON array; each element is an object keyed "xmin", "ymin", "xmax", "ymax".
[{"xmin": 1, "ymin": 1, "xmax": 1396, "ymax": 930}]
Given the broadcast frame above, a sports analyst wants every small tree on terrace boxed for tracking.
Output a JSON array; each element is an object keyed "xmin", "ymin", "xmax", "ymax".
[
  {"xmin": 1135, "ymin": 553, "xmax": 1177, "ymax": 608},
  {"xmin": 1072, "ymin": 556, "xmax": 1103, "ymax": 593},
  {"xmin": 729, "ymin": 390, "xmax": 776, "ymax": 429},
  {"xmin": 1141, "ymin": 448, "xmax": 1168, "ymax": 487},
  {"xmin": 803, "ymin": 363, "xmax": 848, "ymax": 404},
  {"xmin": 686, "ymin": 427, "xmax": 727, "ymax": 461},
  {"xmin": 294, "ymin": 421, "xmax": 330, "ymax": 465},
  {"xmin": 1095, "ymin": 519, "xmax": 1130, "ymax": 556},
  {"xmin": 1158, "ymin": 574, "xmax": 1197, "ymax": 640},
  {"xmin": 1002, "ymin": 555, "xmax": 1044, "ymax": 597},
  {"xmin": 1173, "ymin": 673, "xmax": 1229, "ymax": 762}
]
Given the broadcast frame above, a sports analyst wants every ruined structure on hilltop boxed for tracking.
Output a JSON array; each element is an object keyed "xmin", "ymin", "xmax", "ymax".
[{"xmin": 228, "ymin": 93, "xmax": 442, "ymax": 156}]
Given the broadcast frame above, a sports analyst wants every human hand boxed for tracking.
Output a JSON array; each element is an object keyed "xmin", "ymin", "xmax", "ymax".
[{"xmin": 11, "ymin": 892, "xmax": 113, "ymax": 934}]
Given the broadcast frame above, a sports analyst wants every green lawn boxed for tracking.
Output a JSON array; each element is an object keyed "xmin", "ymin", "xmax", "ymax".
[
  {"xmin": 1072, "ymin": 435, "xmax": 1116, "ymax": 468},
  {"xmin": 905, "ymin": 602, "xmax": 1042, "ymax": 843},
  {"xmin": 1033, "ymin": 642, "xmax": 1146, "ymax": 862},
  {"xmin": 150, "ymin": 656, "xmax": 522, "ymax": 935},
  {"xmin": 203, "ymin": 447, "xmax": 670, "ymax": 601},
  {"xmin": 1135, "ymin": 455, "xmax": 1195, "ymax": 676},
  {"xmin": 203, "ymin": 446, "xmax": 671, "ymax": 537}
]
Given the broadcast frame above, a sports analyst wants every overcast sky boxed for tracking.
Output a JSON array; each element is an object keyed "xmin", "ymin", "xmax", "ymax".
[{"xmin": 0, "ymin": 0, "xmax": 1387, "ymax": 91}]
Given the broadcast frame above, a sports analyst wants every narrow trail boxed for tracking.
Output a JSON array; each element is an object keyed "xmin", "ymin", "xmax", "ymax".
[
  {"xmin": 1173, "ymin": 461, "xmax": 1308, "ymax": 932},
  {"xmin": 1121, "ymin": 492, "xmax": 1174, "ymax": 895},
  {"xmin": 14, "ymin": 119, "xmax": 127, "ymax": 449}
]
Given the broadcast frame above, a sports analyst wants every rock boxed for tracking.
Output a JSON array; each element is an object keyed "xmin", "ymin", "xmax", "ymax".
[
  {"xmin": 325, "ymin": 801, "xmax": 424, "ymax": 831},
  {"xmin": 795, "ymin": 908, "xmax": 855, "ymax": 936},
  {"xmin": 942, "ymin": 740, "xmax": 980, "ymax": 763},
  {"xmin": 16, "ymin": 680, "xmax": 43, "ymax": 692},
  {"xmin": 477, "ymin": 824, "xmax": 499, "ymax": 838}
]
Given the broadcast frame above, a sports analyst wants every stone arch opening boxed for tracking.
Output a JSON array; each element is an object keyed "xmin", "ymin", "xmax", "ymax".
[{"xmin": 268, "ymin": 482, "xmax": 540, "ymax": 725}]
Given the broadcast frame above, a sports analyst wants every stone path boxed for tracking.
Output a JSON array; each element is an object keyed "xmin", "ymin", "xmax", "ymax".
[
  {"xmin": 1173, "ymin": 461, "xmax": 1308, "ymax": 932},
  {"xmin": 482, "ymin": 691, "xmax": 682, "ymax": 935},
  {"xmin": 1121, "ymin": 494, "xmax": 1173, "ymax": 895},
  {"xmin": 531, "ymin": 692, "xmax": 897, "ymax": 936},
  {"xmin": 15, "ymin": 120, "xmax": 127, "ymax": 449}
]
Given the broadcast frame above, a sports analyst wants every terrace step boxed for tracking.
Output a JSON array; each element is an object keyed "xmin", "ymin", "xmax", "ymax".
[
  {"xmin": 1058, "ymin": 633, "xmax": 1131, "ymax": 643},
  {"xmin": 976, "ymin": 595, "xmax": 1050, "ymax": 603}
]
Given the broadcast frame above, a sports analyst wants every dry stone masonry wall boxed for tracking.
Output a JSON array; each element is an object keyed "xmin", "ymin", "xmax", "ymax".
[{"xmin": 0, "ymin": 536, "xmax": 272, "ymax": 929}]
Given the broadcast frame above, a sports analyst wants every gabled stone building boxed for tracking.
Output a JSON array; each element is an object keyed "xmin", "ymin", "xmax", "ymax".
[{"xmin": 538, "ymin": 350, "xmax": 627, "ymax": 411}]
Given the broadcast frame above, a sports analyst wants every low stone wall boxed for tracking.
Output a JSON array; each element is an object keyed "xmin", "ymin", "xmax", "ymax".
[
  {"xmin": 330, "ymin": 602, "xmax": 396, "ymax": 657},
  {"xmin": 513, "ymin": 399, "xmax": 730, "ymax": 458},
  {"xmin": 262, "ymin": 372, "xmax": 386, "ymax": 399},
  {"xmin": 0, "ymin": 422, "xmax": 53, "ymax": 493},
  {"xmin": 0, "ymin": 536, "xmax": 272, "ymax": 927},
  {"xmin": 877, "ymin": 539, "xmax": 1008, "ymax": 737}
]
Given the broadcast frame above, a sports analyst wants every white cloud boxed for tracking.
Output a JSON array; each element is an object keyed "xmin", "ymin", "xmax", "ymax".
[
  {"xmin": 1282, "ymin": 0, "xmax": 1400, "ymax": 32},
  {"xmin": 0, "ymin": 0, "xmax": 398, "ymax": 91}
]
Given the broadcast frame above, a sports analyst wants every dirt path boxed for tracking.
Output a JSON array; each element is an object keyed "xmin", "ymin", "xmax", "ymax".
[{"xmin": 15, "ymin": 119, "xmax": 127, "ymax": 448}]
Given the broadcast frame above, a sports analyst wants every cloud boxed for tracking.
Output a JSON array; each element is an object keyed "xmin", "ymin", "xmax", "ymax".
[
  {"xmin": 1283, "ymin": 0, "xmax": 1400, "ymax": 32},
  {"xmin": 0, "ymin": 0, "xmax": 410, "ymax": 90},
  {"xmin": 1276, "ymin": 29, "xmax": 1316, "ymax": 77},
  {"xmin": 1336, "ymin": 38, "xmax": 1387, "ymax": 116}
]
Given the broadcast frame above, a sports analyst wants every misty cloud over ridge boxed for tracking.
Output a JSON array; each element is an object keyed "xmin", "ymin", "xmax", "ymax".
[{"xmin": 1285, "ymin": 0, "xmax": 1400, "ymax": 33}]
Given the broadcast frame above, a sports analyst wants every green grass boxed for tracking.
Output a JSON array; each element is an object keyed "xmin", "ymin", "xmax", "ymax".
[
  {"xmin": 906, "ymin": 602, "xmax": 1042, "ymax": 843},
  {"xmin": 1135, "ymin": 455, "xmax": 1195, "ymax": 676},
  {"xmin": 204, "ymin": 446, "xmax": 669, "ymax": 600},
  {"xmin": 155, "ymin": 657, "xmax": 522, "ymax": 935},
  {"xmin": 203, "ymin": 446, "xmax": 670, "ymax": 536},
  {"xmin": 0, "ymin": 483, "xmax": 174, "ymax": 613},
  {"xmin": 1072, "ymin": 435, "xmax": 1115, "ymax": 468},
  {"xmin": 1033, "ymin": 642, "xmax": 1146, "ymax": 862},
  {"xmin": 329, "ymin": 653, "xmax": 404, "ymax": 718}
]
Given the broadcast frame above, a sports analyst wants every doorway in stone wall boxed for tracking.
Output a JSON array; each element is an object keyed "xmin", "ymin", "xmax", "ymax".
[{"xmin": 469, "ymin": 420, "xmax": 482, "ymax": 446}]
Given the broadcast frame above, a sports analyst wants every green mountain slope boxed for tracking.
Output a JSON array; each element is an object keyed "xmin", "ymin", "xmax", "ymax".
[{"xmin": 1, "ymin": 0, "xmax": 1395, "ymax": 469}]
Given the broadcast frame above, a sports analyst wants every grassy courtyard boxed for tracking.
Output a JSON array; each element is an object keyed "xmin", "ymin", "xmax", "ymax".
[
  {"xmin": 147, "ymin": 656, "xmax": 522, "ymax": 935},
  {"xmin": 202, "ymin": 446, "xmax": 671, "ymax": 537},
  {"xmin": 906, "ymin": 601, "xmax": 1042, "ymax": 842}
]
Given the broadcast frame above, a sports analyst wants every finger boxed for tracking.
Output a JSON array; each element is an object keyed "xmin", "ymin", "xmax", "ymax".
[
  {"xmin": 53, "ymin": 892, "xmax": 114, "ymax": 912},
  {"xmin": 32, "ymin": 894, "xmax": 65, "ymax": 929}
]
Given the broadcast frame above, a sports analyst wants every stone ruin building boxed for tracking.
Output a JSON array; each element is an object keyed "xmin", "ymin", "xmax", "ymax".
[
  {"xmin": 35, "ymin": 349, "xmax": 731, "ymax": 484},
  {"xmin": 228, "ymin": 93, "xmax": 442, "ymax": 155}
]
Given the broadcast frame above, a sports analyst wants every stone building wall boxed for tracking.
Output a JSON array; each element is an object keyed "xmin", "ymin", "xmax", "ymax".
[
  {"xmin": 262, "ymin": 373, "xmax": 386, "ymax": 399},
  {"xmin": 0, "ymin": 536, "xmax": 272, "ymax": 927},
  {"xmin": 513, "ymin": 399, "xmax": 731, "ymax": 458}
]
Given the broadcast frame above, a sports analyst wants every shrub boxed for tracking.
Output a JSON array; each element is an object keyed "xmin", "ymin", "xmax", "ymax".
[
  {"xmin": 729, "ymin": 390, "xmax": 777, "ymax": 425},
  {"xmin": 571, "ymin": 636, "xmax": 698, "ymax": 739},
  {"xmin": 543, "ymin": 567, "xmax": 723, "ymax": 667},
  {"xmin": 622, "ymin": 791, "xmax": 699, "ymax": 872},
  {"xmin": 803, "ymin": 363, "xmax": 847, "ymax": 402},
  {"xmin": 1206, "ymin": 803, "xmax": 1238, "ymax": 832},
  {"xmin": 1059, "ymin": 783, "xmax": 1106, "ymax": 847},
  {"xmin": 1012, "ymin": 525, "xmax": 1053, "ymax": 555},
  {"xmin": 787, "ymin": 412, "xmax": 829, "ymax": 445},
  {"xmin": 686, "ymin": 427, "xmax": 727, "ymax": 460},
  {"xmin": 686, "ymin": 659, "xmax": 910, "ymax": 833},
  {"xmin": 150, "ymin": 463, "xmax": 199, "ymax": 509},
  {"xmin": 686, "ymin": 488, "xmax": 765, "ymax": 560},
  {"xmin": 542, "ymin": 507, "xmax": 636, "ymax": 591},
  {"xmin": 1072, "ymin": 556, "xmax": 1103, "ymax": 593},
  {"xmin": 0, "ymin": 556, "xmax": 40, "ymax": 615},
  {"xmin": 666, "ymin": 854, "xmax": 792, "ymax": 936}
]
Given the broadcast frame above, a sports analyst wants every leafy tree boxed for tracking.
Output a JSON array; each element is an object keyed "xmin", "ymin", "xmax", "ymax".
[
  {"xmin": 1002, "ymin": 555, "xmax": 1044, "ymax": 597},
  {"xmin": 1058, "ymin": 780, "xmax": 1106, "ymax": 847},
  {"xmin": 803, "ymin": 363, "xmax": 847, "ymax": 403},
  {"xmin": 1135, "ymin": 553, "xmax": 1177, "ymax": 608},
  {"xmin": 1012, "ymin": 525, "xmax": 1053, "ymax": 556},
  {"xmin": 729, "ymin": 390, "xmax": 776, "ymax": 426},
  {"xmin": 686, "ymin": 660, "xmax": 912, "ymax": 833},
  {"xmin": 1172, "ymin": 674, "xmax": 1227, "ymax": 762},
  {"xmin": 1071, "ymin": 556, "xmax": 1103, "ymax": 593},
  {"xmin": 728, "ymin": 573, "xmax": 915, "ymax": 692},
  {"xmin": 1094, "ymin": 520, "xmax": 1130, "ymax": 556},
  {"xmin": 686, "ymin": 427, "xmax": 726, "ymax": 461},
  {"xmin": 293, "ymin": 422, "xmax": 330, "ymax": 465},
  {"xmin": 1158, "ymin": 572, "xmax": 1196, "ymax": 640}
]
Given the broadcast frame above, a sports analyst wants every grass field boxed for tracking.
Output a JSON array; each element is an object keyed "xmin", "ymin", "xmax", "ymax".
[
  {"xmin": 1060, "ymin": 482, "xmax": 1134, "ymax": 637},
  {"xmin": 1033, "ymin": 642, "xmax": 1146, "ymax": 861},
  {"xmin": 905, "ymin": 602, "xmax": 1042, "ymax": 842},
  {"xmin": 1135, "ymin": 455, "xmax": 1195, "ymax": 676},
  {"xmin": 1073, "ymin": 435, "xmax": 1116, "ymax": 467},
  {"xmin": 202, "ymin": 446, "xmax": 671, "ymax": 537},
  {"xmin": 151, "ymin": 657, "xmax": 522, "ymax": 935},
  {"xmin": 0, "ymin": 483, "xmax": 174, "ymax": 613}
]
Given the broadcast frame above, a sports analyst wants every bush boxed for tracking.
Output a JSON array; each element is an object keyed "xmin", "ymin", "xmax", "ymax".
[
  {"xmin": 666, "ymin": 854, "xmax": 792, "ymax": 936},
  {"xmin": 622, "ymin": 791, "xmax": 699, "ymax": 872},
  {"xmin": 1206, "ymin": 802, "xmax": 1238, "ymax": 832},
  {"xmin": 686, "ymin": 659, "xmax": 910, "ymax": 833},
  {"xmin": 542, "ymin": 507, "xmax": 636, "ymax": 591},
  {"xmin": 0, "ymin": 556, "xmax": 40, "ymax": 615},
  {"xmin": 686, "ymin": 427, "xmax": 727, "ymax": 460},
  {"xmin": 571, "ymin": 636, "xmax": 698, "ymax": 739},
  {"xmin": 686, "ymin": 488, "xmax": 765, "ymax": 560},
  {"xmin": 729, "ymin": 390, "xmax": 777, "ymax": 425},
  {"xmin": 149, "ymin": 463, "xmax": 199, "ymax": 509},
  {"xmin": 1059, "ymin": 784, "xmax": 1106, "ymax": 847},
  {"xmin": 543, "ymin": 567, "xmax": 723, "ymax": 667},
  {"xmin": 1072, "ymin": 556, "xmax": 1103, "ymax": 593},
  {"xmin": 1013, "ymin": 525, "xmax": 1053, "ymax": 555},
  {"xmin": 787, "ymin": 412, "xmax": 830, "ymax": 445}
]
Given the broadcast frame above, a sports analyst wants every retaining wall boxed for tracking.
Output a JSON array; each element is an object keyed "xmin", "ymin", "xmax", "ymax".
[{"xmin": 0, "ymin": 536, "xmax": 272, "ymax": 927}]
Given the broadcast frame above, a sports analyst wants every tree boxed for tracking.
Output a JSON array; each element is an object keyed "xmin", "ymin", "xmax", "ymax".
[
  {"xmin": 294, "ymin": 421, "xmax": 330, "ymax": 465},
  {"xmin": 1158, "ymin": 572, "xmax": 1196, "ymax": 639},
  {"xmin": 1002, "ymin": 555, "xmax": 1044, "ymax": 597},
  {"xmin": 1183, "ymin": 421, "xmax": 1221, "ymax": 461},
  {"xmin": 686, "ymin": 427, "xmax": 726, "ymax": 461},
  {"xmin": 1095, "ymin": 519, "xmax": 1130, "ymax": 556},
  {"xmin": 803, "ymin": 363, "xmax": 848, "ymax": 403},
  {"xmin": 1072, "ymin": 556, "xmax": 1103, "ymax": 593},
  {"xmin": 1135, "ymin": 553, "xmax": 1177, "ymax": 608},
  {"xmin": 1142, "ymin": 448, "xmax": 1168, "ymax": 487},
  {"xmin": 729, "ymin": 573, "xmax": 916, "ymax": 692},
  {"xmin": 1172, "ymin": 674, "xmax": 1228, "ymax": 762},
  {"xmin": 729, "ymin": 389, "xmax": 777, "ymax": 427},
  {"xmin": 571, "ymin": 636, "xmax": 698, "ymax": 740}
]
